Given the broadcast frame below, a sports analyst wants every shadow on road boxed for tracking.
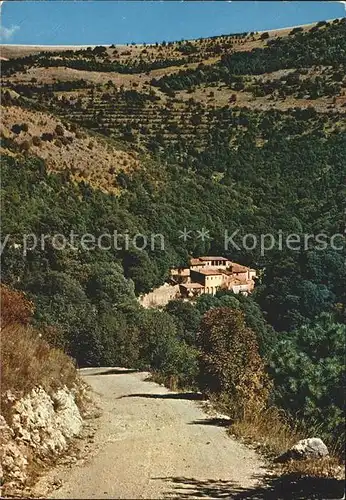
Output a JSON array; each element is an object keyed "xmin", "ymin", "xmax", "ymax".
[
  {"xmin": 119, "ymin": 392, "xmax": 205, "ymax": 401},
  {"xmin": 156, "ymin": 475, "xmax": 345, "ymax": 499},
  {"xmin": 188, "ymin": 417, "xmax": 232, "ymax": 427},
  {"xmin": 84, "ymin": 368, "xmax": 139, "ymax": 376}
]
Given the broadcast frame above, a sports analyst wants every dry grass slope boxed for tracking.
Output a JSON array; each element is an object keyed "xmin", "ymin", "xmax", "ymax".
[
  {"xmin": 1, "ymin": 101, "xmax": 140, "ymax": 194},
  {"xmin": 0, "ymin": 286, "xmax": 78, "ymax": 410}
]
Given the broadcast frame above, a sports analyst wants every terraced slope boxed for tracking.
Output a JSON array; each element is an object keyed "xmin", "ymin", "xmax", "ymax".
[
  {"xmin": 1, "ymin": 18, "xmax": 345, "ymax": 191},
  {"xmin": 0, "ymin": 92, "xmax": 140, "ymax": 194}
]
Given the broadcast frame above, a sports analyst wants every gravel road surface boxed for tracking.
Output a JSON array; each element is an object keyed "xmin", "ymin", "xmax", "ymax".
[{"xmin": 51, "ymin": 367, "xmax": 266, "ymax": 499}]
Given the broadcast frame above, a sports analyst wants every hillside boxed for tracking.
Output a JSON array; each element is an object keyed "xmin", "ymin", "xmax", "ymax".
[
  {"xmin": 1, "ymin": 19, "xmax": 345, "ymax": 189},
  {"xmin": 1, "ymin": 17, "xmax": 345, "ymax": 496},
  {"xmin": 0, "ymin": 91, "xmax": 140, "ymax": 194}
]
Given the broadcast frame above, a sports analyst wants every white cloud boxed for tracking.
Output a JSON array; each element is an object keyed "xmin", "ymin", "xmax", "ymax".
[
  {"xmin": 0, "ymin": 1, "xmax": 20, "ymax": 41},
  {"xmin": 0, "ymin": 24, "xmax": 19, "ymax": 40},
  {"xmin": 338, "ymin": 1, "xmax": 346, "ymax": 10}
]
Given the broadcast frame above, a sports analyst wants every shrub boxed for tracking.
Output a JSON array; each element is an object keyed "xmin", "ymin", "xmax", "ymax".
[
  {"xmin": 155, "ymin": 340, "xmax": 199, "ymax": 390},
  {"xmin": 0, "ymin": 284, "xmax": 34, "ymax": 329},
  {"xmin": 41, "ymin": 132, "xmax": 54, "ymax": 142},
  {"xmin": 11, "ymin": 124, "xmax": 22, "ymax": 135},
  {"xmin": 11, "ymin": 123, "xmax": 29, "ymax": 135},
  {"xmin": 0, "ymin": 284, "xmax": 77, "ymax": 413},
  {"xmin": 60, "ymin": 136, "xmax": 71, "ymax": 146},
  {"xmin": 55, "ymin": 124, "xmax": 64, "ymax": 137},
  {"xmin": 32, "ymin": 136, "xmax": 42, "ymax": 147},
  {"xmin": 164, "ymin": 299, "xmax": 201, "ymax": 345},
  {"xmin": 290, "ymin": 27, "xmax": 303, "ymax": 36},
  {"xmin": 19, "ymin": 140, "xmax": 31, "ymax": 153},
  {"xmin": 136, "ymin": 309, "xmax": 198, "ymax": 387},
  {"xmin": 2, "ymin": 90, "xmax": 12, "ymax": 106},
  {"xmin": 197, "ymin": 308, "xmax": 271, "ymax": 419}
]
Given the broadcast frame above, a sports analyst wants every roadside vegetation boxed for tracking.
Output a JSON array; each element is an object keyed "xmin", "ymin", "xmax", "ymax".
[{"xmin": 0, "ymin": 285, "xmax": 79, "ymax": 421}]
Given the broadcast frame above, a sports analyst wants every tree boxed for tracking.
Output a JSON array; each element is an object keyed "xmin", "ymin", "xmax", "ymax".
[
  {"xmin": 196, "ymin": 292, "xmax": 276, "ymax": 357},
  {"xmin": 164, "ymin": 300, "xmax": 201, "ymax": 345},
  {"xmin": 138, "ymin": 308, "xmax": 198, "ymax": 387},
  {"xmin": 122, "ymin": 250, "xmax": 160, "ymax": 294},
  {"xmin": 197, "ymin": 308, "xmax": 270, "ymax": 419},
  {"xmin": 26, "ymin": 270, "xmax": 103, "ymax": 366},
  {"xmin": 11, "ymin": 124, "xmax": 23, "ymax": 135},
  {"xmin": 55, "ymin": 124, "xmax": 65, "ymax": 137},
  {"xmin": 269, "ymin": 313, "xmax": 345, "ymax": 447},
  {"xmin": 137, "ymin": 309, "xmax": 177, "ymax": 369},
  {"xmin": 85, "ymin": 262, "xmax": 136, "ymax": 311}
]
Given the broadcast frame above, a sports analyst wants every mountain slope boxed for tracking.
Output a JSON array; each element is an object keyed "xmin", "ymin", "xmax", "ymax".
[{"xmin": 1, "ymin": 92, "xmax": 140, "ymax": 194}]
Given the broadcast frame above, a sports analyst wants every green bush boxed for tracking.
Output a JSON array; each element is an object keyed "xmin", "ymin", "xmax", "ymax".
[
  {"xmin": 137, "ymin": 309, "xmax": 198, "ymax": 387},
  {"xmin": 11, "ymin": 124, "xmax": 23, "ymax": 135},
  {"xmin": 137, "ymin": 309, "xmax": 178, "ymax": 369},
  {"xmin": 19, "ymin": 140, "xmax": 31, "ymax": 153},
  {"xmin": 41, "ymin": 132, "xmax": 54, "ymax": 142},
  {"xmin": 155, "ymin": 338, "xmax": 199, "ymax": 389}
]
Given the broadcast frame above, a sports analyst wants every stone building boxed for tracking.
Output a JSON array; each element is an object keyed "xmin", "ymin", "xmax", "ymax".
[{"xmin": 170, "ymin": 256, "xmax": 256, "ymax": 299}]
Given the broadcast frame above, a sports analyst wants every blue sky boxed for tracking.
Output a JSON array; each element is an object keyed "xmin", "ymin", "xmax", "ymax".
[{"xmin": 1, "ymin": 1, "xmax": 345, "ymax": 45}]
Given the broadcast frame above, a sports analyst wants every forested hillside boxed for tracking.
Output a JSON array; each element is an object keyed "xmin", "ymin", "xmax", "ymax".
[
  {"xmin": 153, "ymin": 19, "xmax": 346, "ymax": 89},
  {"xmin": 1, "ymin": 18, "xmax": 345, "ymax": 458}
]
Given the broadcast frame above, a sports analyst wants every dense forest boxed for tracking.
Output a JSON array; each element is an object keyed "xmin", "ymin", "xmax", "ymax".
[{"xmin": 1, "ymin": 18, "xmax": 345, "ymax": 455}]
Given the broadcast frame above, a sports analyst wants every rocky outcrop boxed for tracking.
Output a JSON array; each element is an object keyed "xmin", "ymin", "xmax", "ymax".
[
  {"xmin": 0, "ymin": 416, "xmax": 29, "ymax": 487},
  {"xmin": 0, "ymin": 384, "xmax": 85, "ymax": 493},
  {"xmin": 139, "ymin": 283, "xmax": 180, "ymax": 308},
  {"xmin": 276, "ymin": 437, "xmax": 329, "ymax": 462}
]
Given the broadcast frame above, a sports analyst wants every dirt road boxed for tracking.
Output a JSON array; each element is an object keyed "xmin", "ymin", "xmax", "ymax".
[{"xmin": 51, "ymin": 368, "xmax": 266, "ymax": 499}]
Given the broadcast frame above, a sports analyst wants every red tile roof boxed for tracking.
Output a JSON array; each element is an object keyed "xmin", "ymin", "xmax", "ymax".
[
  {"xmin": 231, "ymin": 263, "xmax": 249, "ymax": 273},
  {"xmin": 190, "ymin": 258, "xmax": 205, "ymax": 266},
  {"xmin": 199, "ymin": 256, "xmax": 229, "ymax": 261}
]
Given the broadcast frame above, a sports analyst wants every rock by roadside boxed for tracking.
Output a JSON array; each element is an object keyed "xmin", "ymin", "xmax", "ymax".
[{"xmin": 276, "ymin": 438, "xmax": 329, "ymax": 463}]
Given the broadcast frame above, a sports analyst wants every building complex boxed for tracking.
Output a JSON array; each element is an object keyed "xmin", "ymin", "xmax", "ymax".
[{"xmin": 170, "ymin": 256, "xmax": 257, "ymax": 298}]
